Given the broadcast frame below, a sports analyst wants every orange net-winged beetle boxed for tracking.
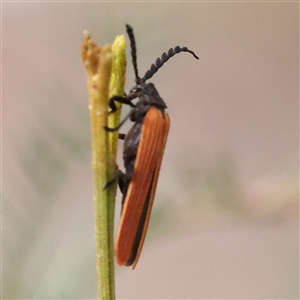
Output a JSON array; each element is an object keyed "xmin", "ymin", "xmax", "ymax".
[{"xmin": 105, "ymin": 24, "xmax": 198, "ymax": 269}]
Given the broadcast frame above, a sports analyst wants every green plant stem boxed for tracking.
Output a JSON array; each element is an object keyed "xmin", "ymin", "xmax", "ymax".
[
  {"xmin": 81, "ymin": 31, "xmax": 126, "ymax": 300},
  {"xmin": 107, "ymin": 35, "xmax": 127, "ymax": 294}
]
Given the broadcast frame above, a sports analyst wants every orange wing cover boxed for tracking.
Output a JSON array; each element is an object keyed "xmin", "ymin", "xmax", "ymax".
[{"xmin": 115, "ymin": 106, "xmax": 170, "ymax": 268}]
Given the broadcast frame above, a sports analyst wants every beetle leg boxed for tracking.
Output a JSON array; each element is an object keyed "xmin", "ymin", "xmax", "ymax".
[
  {"xmin": 104, "ymin": 174, "xmax": 118, "ymax": 189},
  {"xmin": 104, "ymin": 110, "xmax": 131, "ymax": 132},
  {"xmin": 117, "ymin": 170, "xmax": 134, "ymax": 210},
  {"xmin": 104, "ymin": 170, "xmax": 131, "ymax": 193},
  {"xmin": 109, "ymin": 94, "xmax": 136, "ymax": 112}
]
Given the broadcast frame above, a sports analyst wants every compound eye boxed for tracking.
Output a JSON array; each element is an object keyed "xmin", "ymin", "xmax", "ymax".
[{"xmin": 129, "ymin": 86, "xmax": 138, "ymax": 94}]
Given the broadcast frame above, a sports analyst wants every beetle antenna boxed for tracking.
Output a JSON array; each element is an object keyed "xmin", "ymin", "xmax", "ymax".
[
  {"xmin": 126, "ymin": 24, "xmax": 141, "ymax": 84},
  {"xmin": 141, "ymin": 46, "xmax": 199, "ymax": 82}
]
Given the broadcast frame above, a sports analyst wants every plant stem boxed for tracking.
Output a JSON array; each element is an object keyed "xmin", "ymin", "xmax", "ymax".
[{"xmin": 81, "ymin": 30, "xmax": 126, "ymax": 300}]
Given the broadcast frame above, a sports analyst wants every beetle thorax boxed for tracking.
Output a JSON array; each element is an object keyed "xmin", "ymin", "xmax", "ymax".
[{"xmin": 135, "ymin": 82, "xmax": 167, "ymax": 109}]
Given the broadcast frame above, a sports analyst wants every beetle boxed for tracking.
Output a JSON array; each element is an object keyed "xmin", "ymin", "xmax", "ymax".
[{"xmin": 105, "ymin": 24, "xmax": 199, "ymax": 268}]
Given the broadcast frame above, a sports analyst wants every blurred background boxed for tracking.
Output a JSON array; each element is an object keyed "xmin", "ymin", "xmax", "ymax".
[{"xmin": 2, "ymin": 2, "xmax": 299, "ymax": 299}]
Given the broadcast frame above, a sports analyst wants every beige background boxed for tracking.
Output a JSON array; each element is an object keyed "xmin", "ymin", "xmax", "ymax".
[{"xmin": 3, "ymin": 2, "xmax": 298, "ymax": 299}]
